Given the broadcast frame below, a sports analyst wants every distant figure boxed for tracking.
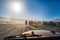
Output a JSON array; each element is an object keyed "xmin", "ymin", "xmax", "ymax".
[
  {"xmin": 50, "ymin": 30, "xmax": 56, "ymax": 34},
  {"xmin": 25, "ymin": 20, "xmax": 27, "ymax": 25}
]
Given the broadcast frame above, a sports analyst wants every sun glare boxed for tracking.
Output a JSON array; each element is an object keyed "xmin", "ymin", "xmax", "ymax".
[
  {"xmin": 12, "ymin": 2, "xmax": 21, "ymax": 12},
  {"xmin": 12, "ymin": 2, "xmax": 24, "ymax": 13},
  {"xmin": 7, "ymin": 1, "xmax": 25, "ymax": 15}
]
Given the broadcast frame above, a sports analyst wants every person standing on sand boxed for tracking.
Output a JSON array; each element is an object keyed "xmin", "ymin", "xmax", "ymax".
[{"xmin": 25, "ymin": 20, "xmax": 27, "ymax": 25}]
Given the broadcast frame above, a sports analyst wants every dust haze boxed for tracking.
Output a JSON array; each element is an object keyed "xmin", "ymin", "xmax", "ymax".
[{"xmin": 0, "ymin": 17, "xmax": 60, "ymax": 40}]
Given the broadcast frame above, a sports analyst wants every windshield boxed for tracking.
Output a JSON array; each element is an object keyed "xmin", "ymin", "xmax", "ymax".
[{"xmin": 0, "ymin": 0, "xmax": 60, "ymax": 40}]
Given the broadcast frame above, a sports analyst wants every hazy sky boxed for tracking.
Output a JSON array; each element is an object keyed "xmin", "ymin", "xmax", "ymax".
[{"xmin": 0, "ymin": 0, "xmax": 60, "ymax": 21}]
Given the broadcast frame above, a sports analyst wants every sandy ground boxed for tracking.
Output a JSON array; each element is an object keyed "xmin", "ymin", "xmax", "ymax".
[
  {"xmin": 0, "ymin": 24, "xmax": 60, "ymax": 40},
  {"xmin": 0, "ymin": 24, "xmax": 29, "ymax": 40}
]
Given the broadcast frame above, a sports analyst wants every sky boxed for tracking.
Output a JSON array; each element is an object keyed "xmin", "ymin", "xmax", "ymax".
[{"xmin": 0, "ymin": 0, "xmax": 60, "ymax": 21}]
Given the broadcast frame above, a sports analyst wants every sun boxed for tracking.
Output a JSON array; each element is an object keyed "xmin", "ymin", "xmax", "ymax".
[
  {"xmin": 12, "ymin": 2, "xmax": 21, "ymax": 12},
  {"xmin": 12, "ymin": 2, "xmax": 24, "ymax": 13},
  {"xmin": 7, "ymin": 1, "xmax": 25, "ymax": 15}
]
